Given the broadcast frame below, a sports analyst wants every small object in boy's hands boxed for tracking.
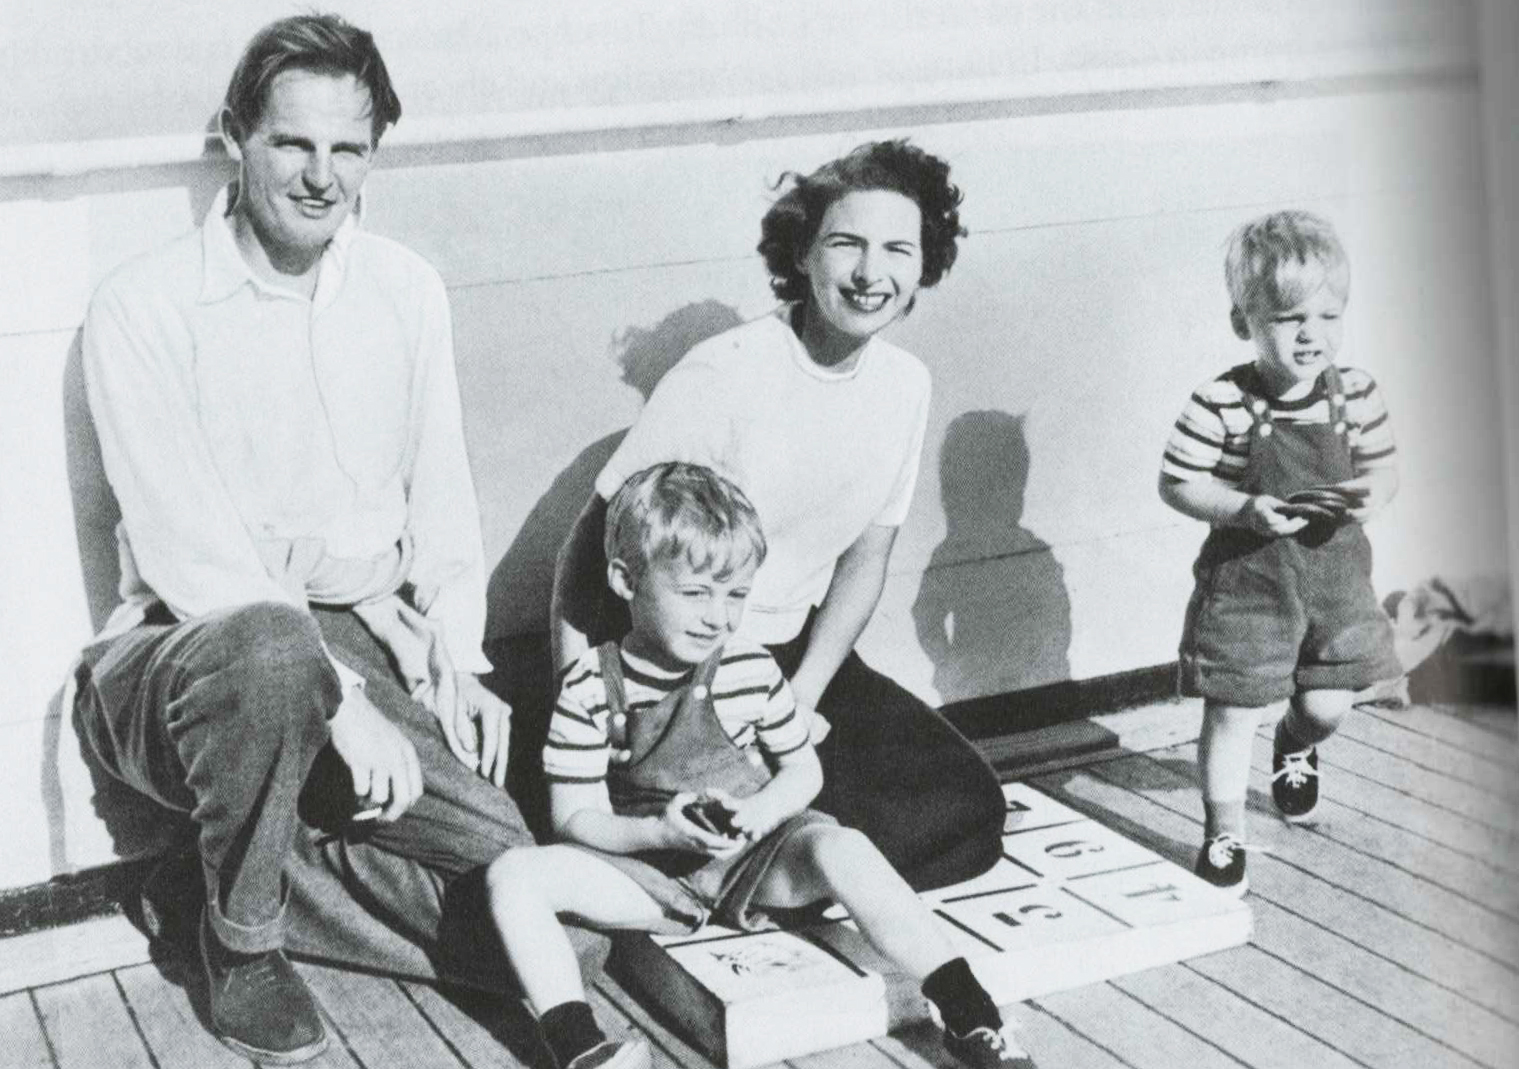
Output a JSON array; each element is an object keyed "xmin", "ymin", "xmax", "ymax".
[
  {"xmin": 352, "ymin": 805, "xmax": 383, "ymax": 822},
  {"xmin": 683, "ymin": 798, "xmax": 740, "ymax": 838},
  {"xmin": 1277, "ymin": 500, "xmax": 1339, "ymax": 522}
]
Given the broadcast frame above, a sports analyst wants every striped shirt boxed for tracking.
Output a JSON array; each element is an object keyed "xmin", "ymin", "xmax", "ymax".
[
  {"xmin": 543, "ymin": 640, "xmax": 812, "ymax": 786},
  {"xmin": 1162, "ymin": 364, "xmax": 1396, "ymax": 484}
]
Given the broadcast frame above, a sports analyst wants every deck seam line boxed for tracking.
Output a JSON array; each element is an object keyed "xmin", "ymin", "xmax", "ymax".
[
  {"xmin": 26, "ymin": 988, "xmax": 62, "ymax": 1069},
  {"xmin": 1025, "ymin": 995, "xmax": 1140, "ymax": 1069},
  {"xmin": 108, "ymin": 970, "xmax": 164, "ymax": 1069},
  {"xmin": 1239, "ymin": 940, "xmax": 1498, "ymax": 1067},
  {"xmin": 1065, "ymin": 757, "xmax": 1519, "ymax": 1024},
  {"xmin": 1174, "ymin": 959, "xmax": 1380, "ymax": 1069},
  {"xmin": 1350, "ymin": 709, "xmax": 1519, "ymax": 768},
  {"xmin": 394, "ymin": 980, "xmax": 473, "ymax": 1069},
  {"xmin": 1316, "ymin": 734, "xmax": 1519, "ymax": 806},
  {"xmin": 1107, "ymin": 977, "xmax": 1274, "ymax": 1068},
  {"xmin": 1115, "ymin": 752, "xmax": 1519, "ymax": 978}
]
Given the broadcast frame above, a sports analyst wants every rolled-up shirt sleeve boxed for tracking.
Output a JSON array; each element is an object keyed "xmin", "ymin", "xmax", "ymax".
[
  {"xmin": 401, "ymin": 268, "xmax": 492, "ymax": 676},
  {"xmin": 83, "ymin": 276, "xmax": 299, "ymax": 620}
]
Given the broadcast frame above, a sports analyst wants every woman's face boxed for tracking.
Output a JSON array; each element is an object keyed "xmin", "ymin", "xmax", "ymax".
[{"xmin": 798, "ymin": 188, "xmax": 924, "ymax": 345}]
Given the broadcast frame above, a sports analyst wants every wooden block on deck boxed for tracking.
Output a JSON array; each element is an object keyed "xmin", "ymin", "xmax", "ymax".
[
  {"xmin": 611, "ymin": 783, "xmax": 1250, "ymax": 1067},
  {"xmin": 611, "ymin": 926, "xmax": 887, "ymax": 1069}
]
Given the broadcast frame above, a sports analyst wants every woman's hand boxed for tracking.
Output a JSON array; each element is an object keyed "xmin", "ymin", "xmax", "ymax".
[{"xmin": 660, "ymin": 791, "xmax": 746, "ymax": 858}]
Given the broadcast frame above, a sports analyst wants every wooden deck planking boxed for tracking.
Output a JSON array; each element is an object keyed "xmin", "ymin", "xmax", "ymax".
[
  {"xmin": 1033, "ymin": 980, "xmax": 1244, "ymax": 1069},
  {"xmin": 1110, "ymin": 961, "xmax": 1365, "ymax": 1069},
  {"xmin": 1333, "ymin": 713, "xmax": 1519, "ymax": 802},
  {"xmin": 1356, "ymin": 705, "xmax": 1519, "ymax": 766},
  {"xmin": 399, "ymin": 980, "xmax": 543, "ymax": 1069},
  {"xmin": 296, "ymin": 962, "xmax": 464, "ymax": 1068},
  {"xmin": 1243, "ymin": 743, "xmax": 1519, "ymax": 917},
  {"xmin": 589, "ymin": 979, "xmax": 721, "ymax": 1069},
  {"xmin": 1088, "ymin": 751, "xmax": 1519, "ymax": 1023},
  {"xmin": 113, "ymin": 961, "xmax": 253, "ymax": 1069},
  {"xmin": 1309, "ymin": 732, "xmax": 1518, "ymax": 835},
  {"xmin": 1033, "ymin": 759, "xmax": 1519, "ymax": 1067},
  {"xmin": 0, "ymin": 990, "xmax": 56, "ymax": 1069},
  {"xmin": 32, "ymin": 973, "xmax": 156, "ymax": 1069}
]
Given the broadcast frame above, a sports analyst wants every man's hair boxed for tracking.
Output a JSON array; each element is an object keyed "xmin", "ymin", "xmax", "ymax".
[
  {"xmin": 223, "ymin": 13, "xmax": 402, "ymax": 144},
  {"xmin": 604, "ymin": 463, "xmax": 767, "ymax": 588},
  {"xmin": 758, "ymin": 139, "xmax": 965, "ymax": 307},
  {"xmin": 1225, "ymin": 209, "xmax": 1350, "ymax": 318}
]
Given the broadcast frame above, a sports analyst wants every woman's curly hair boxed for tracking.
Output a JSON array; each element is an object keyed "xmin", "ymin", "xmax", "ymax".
[{"xmin": 758, "ymin": 140, "xmax": 965, "ymax": 305}]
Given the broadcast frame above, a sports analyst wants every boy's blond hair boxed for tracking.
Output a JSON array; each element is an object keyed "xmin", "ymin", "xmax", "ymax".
[
  {"xmin": 1225, "ymin": 210, "xmax": 1350, "ymax": 321},
  {"xmin": 604, "ymin": 462, "xmax": 767, "ymax": 587}
]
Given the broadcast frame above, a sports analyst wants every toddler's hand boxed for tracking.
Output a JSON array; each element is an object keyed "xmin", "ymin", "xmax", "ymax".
[
  {"xmin": 1237, "ymin": 494, "xmax": 1308, "ymax": 538},
  {"xmin": 1337, "ymin": 475, "xmax": 1391, "ymax": 524},
  {"xmin": 662, "ymin": 792, "xmax": 744, "ymax": 858}
]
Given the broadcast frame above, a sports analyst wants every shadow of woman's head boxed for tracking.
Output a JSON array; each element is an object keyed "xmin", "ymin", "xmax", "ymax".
[
  {"xmin": 939, "ymin": 409, "xmax": 1030, "ymax": 533},
  {"xmin": 612, "ymin": 300, "xmax": 744, "ymax": 400}
]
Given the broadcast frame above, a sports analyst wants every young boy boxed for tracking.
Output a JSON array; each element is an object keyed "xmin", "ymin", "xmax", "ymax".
[
  {"xmin": 1159, "ymin": 210, "xmax": 1402, "ymax": 894},
  {"xmin": 487, "ymin": 462, "xmax": 1038, "ymax": 1069}
]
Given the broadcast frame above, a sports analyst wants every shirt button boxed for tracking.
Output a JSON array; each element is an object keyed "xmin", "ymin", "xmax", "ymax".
[
  {"xmin": 1258, "ymin": 423, "xmax": 1273, "ymax": 437},
  {"xmin": 693, "ymin": 684, "xmax": 709, "ymax": 699},
  {"xmin": 611, "ymin": 712, "xmax": 627, "ymax": 729}
]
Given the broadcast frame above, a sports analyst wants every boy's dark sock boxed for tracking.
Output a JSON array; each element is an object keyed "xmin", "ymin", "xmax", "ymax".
[
  {"xmin": 540, "ymin": 1000, "xmax": 606, "ymax": 1068},
  {"xmin": 922, "ymin": 957, "xmax": 1001, "ymax": 1036}
]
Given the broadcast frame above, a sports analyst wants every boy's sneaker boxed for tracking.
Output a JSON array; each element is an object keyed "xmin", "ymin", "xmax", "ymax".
[
  {"xmin": 564, "ymin": 1038, "xmax": 653, "ymax": 1069},
  {"xmin": 1194, "ymin": 834, "xmax": 1250, "ymax": 896},
  {"xmin": 944, "ymin": 1023, "xmax": 1038, "ymax": 1069},
  {"xmin": 1272, "ymin": 744, "xmax": 1320, "ymax": 823}
]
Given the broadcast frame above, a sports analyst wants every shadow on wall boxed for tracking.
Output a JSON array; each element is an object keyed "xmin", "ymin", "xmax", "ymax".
[
  {"xmin": 912, "ymin": 410, "xmax": 1072, "ymax": 704},
  {"xmin": 484, "ymin": 299, "xmax": 742, "ymax": 833}
]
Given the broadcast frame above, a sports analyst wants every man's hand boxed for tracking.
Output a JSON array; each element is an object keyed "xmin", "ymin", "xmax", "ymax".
[
  {"xmin": 447, "ymin": 673, "xmax": 511, "ymax": 788},
  {"xmin": 1236, "ymin": 494, "xmax": 1308, "ymax": 538},
  {"xmin": 329, "ymin": 687, "xmax": 423, "ymax": 822}
]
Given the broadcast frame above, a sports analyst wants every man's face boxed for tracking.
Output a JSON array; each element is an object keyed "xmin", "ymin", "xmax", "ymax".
[{"xmin": 229, "ymin": 69, "xmax": 376, "ymax": 274}]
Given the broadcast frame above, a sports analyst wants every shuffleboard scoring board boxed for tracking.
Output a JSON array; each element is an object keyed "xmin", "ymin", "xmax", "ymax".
[{"xmin": 609, "ymin": 783, "xmax": 1252, "ymax": 1068}]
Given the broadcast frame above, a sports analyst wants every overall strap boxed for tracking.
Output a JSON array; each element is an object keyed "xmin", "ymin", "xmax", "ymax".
[
  {"xmin": 597, "ymin": 642, "xmax": 630, "ymax": 751},
  {"xmin": 1322, "ymin": 364, "xmax": 1353, "ymax": 440}
]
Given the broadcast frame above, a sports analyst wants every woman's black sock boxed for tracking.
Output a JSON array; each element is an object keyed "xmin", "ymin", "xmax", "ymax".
[
  {"xmin": 922, "ymin": 957, "xmax": 1001, "ymax": 1036},
  {"xmin": 540, "ymin": 1000, "xmax": 607, "ymax": 1068}
]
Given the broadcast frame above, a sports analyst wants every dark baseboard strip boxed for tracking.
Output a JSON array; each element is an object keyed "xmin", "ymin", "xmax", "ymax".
[{"xmin": 942, "ymin": 663, "xmax": 1178, "ymax": 741}]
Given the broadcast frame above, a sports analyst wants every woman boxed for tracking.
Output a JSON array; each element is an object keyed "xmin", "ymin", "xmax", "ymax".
[{"xmin": 551, "ymin": 140, "xmax": 1003, "ymax": 890}]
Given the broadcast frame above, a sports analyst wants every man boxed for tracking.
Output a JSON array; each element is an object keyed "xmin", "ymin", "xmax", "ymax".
[{"xmin": 78, "ymin": 14, "xmax": 560, "ymax": 1063}]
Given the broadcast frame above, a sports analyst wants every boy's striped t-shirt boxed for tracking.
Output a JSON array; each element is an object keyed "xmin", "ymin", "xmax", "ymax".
[
  {"xmin": 1162, "ymin": 363, "xmax": 1396, "ymax": 485},
  {"xmin": 543, "ymin": 639, "xmax": 813, "ymax": 786}
]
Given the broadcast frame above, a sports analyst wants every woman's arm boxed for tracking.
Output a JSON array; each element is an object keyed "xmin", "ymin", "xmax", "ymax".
[
  {"xmin": 550, "ymin": 493, "xmax": 610, "ymax": 673},
  {"xmin": 786, "ymin": 523, "xmax": 898, "ymax": 712}
]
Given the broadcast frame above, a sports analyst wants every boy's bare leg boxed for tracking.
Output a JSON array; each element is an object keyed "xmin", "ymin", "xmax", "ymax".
[
  {"xmin": 752, "ymin": 824, "xmax": 955, "ymax": 979},
  {"xmin": 486, "ymin": 845, "xmax": 666, "ymax": 1013},
  {"xmin": 1198, "ymin": 700, "xmax": 1280, "ymax": 838}
]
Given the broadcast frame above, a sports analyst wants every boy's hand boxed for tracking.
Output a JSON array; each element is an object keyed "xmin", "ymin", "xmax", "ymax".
[
  {"xmin": 661, "ymin": 792, "xmax": 745, "ymax": 858},
  {"xmin": 1236, "ymin": 494, "xmax": 1308, "ymax": 537},
  {"xmin": 721, "ymin": 788, "xmax": 790, "ymax": 843}
]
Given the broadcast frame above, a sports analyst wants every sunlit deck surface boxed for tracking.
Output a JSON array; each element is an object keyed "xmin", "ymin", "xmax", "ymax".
[{"xmin": 8, "ymin": 698, "xmax": 1516, "ymax": 1069}]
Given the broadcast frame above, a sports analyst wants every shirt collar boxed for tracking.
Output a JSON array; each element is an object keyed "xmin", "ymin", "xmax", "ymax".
[{"xmin": 198, "ymin": 183, "xmax": 364, "ymax": 305}]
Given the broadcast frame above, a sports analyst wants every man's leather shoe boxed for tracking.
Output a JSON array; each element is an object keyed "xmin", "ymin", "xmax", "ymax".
[{"xmin": 199, "ymin": 909, "xmax": 328, "ymax": 1064}]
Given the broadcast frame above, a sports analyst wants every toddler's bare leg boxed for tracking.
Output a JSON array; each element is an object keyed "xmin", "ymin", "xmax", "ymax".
[{"xmin": 1199, "ymin": 700, "xmax": 1282, "ymax": 837}]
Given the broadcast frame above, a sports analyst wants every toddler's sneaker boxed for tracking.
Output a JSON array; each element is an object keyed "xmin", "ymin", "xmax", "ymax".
[
  {"xmin": 1194, "ymin": 833, "xmax": 1250, "ymax": 896},
  {"xmin": 944, "ymin": 1023, "xmax": 1038, "ymax": 1069},
  {"xmin": 1271, "ymin": 743, "xmax": 1320, "ymax": 823},
  {"xmin": 564, "ymin": 1038, "xmax": 652, "ymax": 1069}
]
